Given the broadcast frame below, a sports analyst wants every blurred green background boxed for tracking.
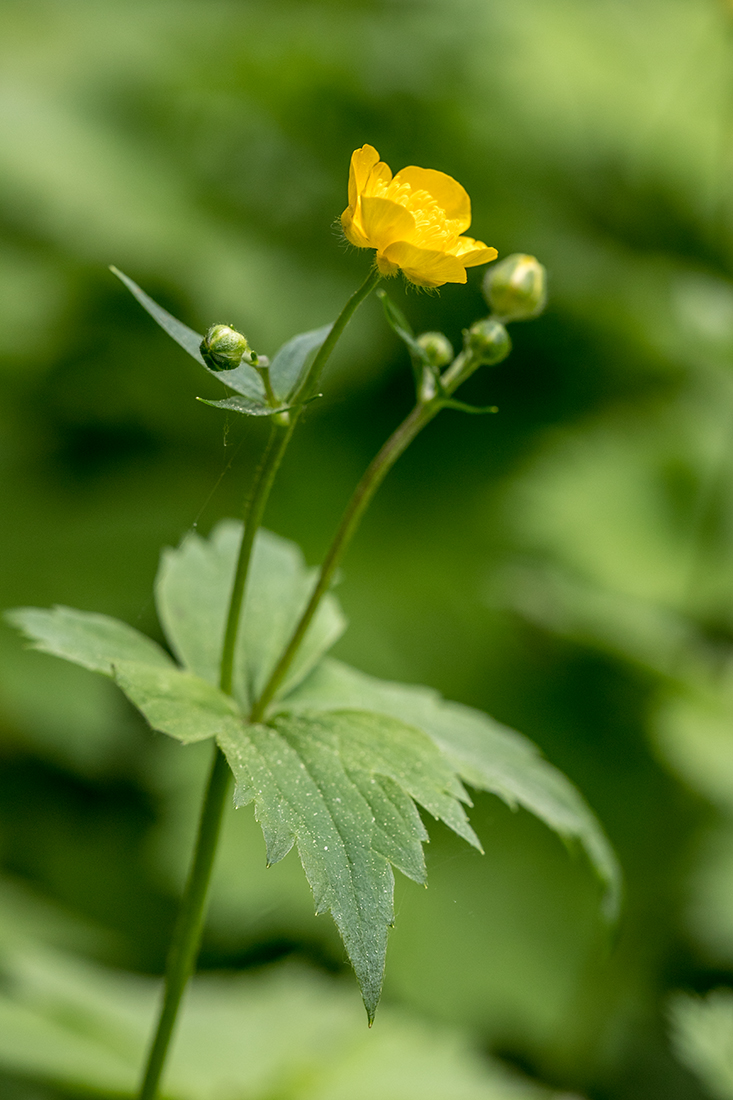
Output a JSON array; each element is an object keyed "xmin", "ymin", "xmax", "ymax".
[{"xmin": 3, "ymin": 0, "xmax": 733, "ymax": 1097}]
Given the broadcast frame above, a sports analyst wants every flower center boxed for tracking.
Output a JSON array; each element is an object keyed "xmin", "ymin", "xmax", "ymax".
[{"xmin": 370, "ymin": 178, "xmax": 461, "ymax": 250}]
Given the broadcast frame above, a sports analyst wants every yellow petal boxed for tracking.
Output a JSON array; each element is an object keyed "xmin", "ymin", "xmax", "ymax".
[
  {"xmin": 364, "ymin": 159, "xmax": 393, "ymax": 196},
  {"xmin": 381, "ymin": 241, "xmax": 467, "ymax": 287},
  {"xmin": 451, "ymin": 236, "xmax": 499, "ymax": 267},
  {"xmin": 392, "ymin": 167, "xmax": 471, "ymax": 232},
  {"xmin": 348, "ymin": 145, "xmax": 380, "ymax": 209},
  {"xmin": 340, "ymin": 205, "xmax": 371, "ymax": 248},
  {"xmin": 360, "ymin": 195, "xmax": 416, "ymax": 252}
]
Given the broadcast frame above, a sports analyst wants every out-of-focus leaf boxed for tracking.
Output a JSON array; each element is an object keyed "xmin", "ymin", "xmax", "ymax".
[
  {"xmin": 113, "ymin": 661, "xmax": 243, "ymax": 744},
  {"xmin": 6, "ymin": 606, "xmax": 173, "ymax": 676},
  {"xmin": 670, "ymin": 990, "xmax": 733, "ymax": 1100},
  {"xmin": 284, "ymin": 658, "xmax": 621, "ymax": 919},
  {"xmin": 0, "ymin": 940, "xmax": 572, "ymax": 1100},
  {"xmin": 218, "ymin": 708, "xmax": 479, "ymax": 1020},
  {"xmin": 197, "ymin": 394, "xmax": 291, "ymax": 417},
  {"xmin": 269, "ymin": 323, "xmax": 332, "ymax": 401},
  {"xmin": 155, "ymin": 521, "xmax": 346, "ymax": 711}
]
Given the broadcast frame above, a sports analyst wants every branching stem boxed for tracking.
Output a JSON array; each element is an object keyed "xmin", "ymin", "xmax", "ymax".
[
  {"xmin": 250, "ymin": 397, "xmax": 442, "ymax": 721},
  {"xmin": 249, "ymin": 337, "xmax": 484, "ymax": 722}
]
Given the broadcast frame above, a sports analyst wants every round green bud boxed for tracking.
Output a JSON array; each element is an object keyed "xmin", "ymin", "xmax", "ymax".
[
  {"xmin": 201, "ymin": 324, "xmax": 252, "ymax": 371},
  {"xmin": 415, "ymin": 331, "xmax": 454, "ymax": 368},
  {"xmin": 465, "ymin": 318, "xmax": 512, "ymax": 366},
  {"xmin": 482, "ymin": 253, "xmax": 547, "ymax": 321}
]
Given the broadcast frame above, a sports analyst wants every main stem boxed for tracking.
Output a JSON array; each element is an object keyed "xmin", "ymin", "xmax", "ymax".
[
  {"xmin": 137, "ymin": 746, "xmax": 231, "ymax": 1100},
  {"xmin": 250, "ymin": 398, "xmax": 440, "ymax": 721},
  {"xmin": 137, "ymin": 268, "xmax": 380, "ymax": 1100}
]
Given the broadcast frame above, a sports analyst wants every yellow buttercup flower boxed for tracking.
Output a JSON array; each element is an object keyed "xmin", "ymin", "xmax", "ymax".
[{"xmin": 341, "ymin": 144, "xmax": 498, "ymax": 288}]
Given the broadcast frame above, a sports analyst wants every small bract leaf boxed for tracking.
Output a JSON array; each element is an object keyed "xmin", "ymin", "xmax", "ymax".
[
  {"xmin": 113, "ymin": 660, "xmax": 244, "ymax": 744},
  {"xmin": 269, "ymin": 324, "xmax": 332, "ymax": 401},
  {"xmin": 155, "ymin": 522, "xmax": 346, "ymax": 711},
  {"xmin": 6, "ymin": 606, "xmax": 174, "ymax": 676},
  {"xmin": 217, "ymin": 708, "xmax": 479, "ymax": 1021},
  {"xmin": 197, "ymin": 395, "xmax": 292, "ymax": 417},
  {"xmin": 284, "ymin": 657, "xmax": 621, "ymax": 919}
]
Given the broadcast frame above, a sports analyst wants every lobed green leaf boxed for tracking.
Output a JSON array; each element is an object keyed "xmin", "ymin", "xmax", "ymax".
[
  {"xmin": 6, "ymin": 605, "xmax": 173, "ymax": 676},
  {"xmin": 218, "ymin": 708, "xmax": 479, "ymax": 1019},
  {"xmin": 155, "ymin": 521, "xmax": 346, "ymax": 711},
  {"xmin": 283, "ymin": 658, "xmax": 621, "ymax": 919},
  {"xmin": 113, "ymin": 660, "xmax": 244, "ymax": 744}
]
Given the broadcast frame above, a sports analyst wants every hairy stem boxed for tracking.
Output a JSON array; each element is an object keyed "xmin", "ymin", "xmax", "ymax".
[
  {"xmin": 136, "ymin": 268, "xmax": 380, "ymax": 1100},
  {"xmin": 250, "ymin": 398, "xmax": 440, "ymax": 721}
]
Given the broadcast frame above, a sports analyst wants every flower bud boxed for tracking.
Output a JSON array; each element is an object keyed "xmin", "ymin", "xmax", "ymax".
[
  {"xmin": 415, "ymin": 331, "xmax": 454, "ymax": 368},
  {"xmin": 201, "ymin": 324, "xmax": 252, "ymax": 371},
  {"xmin": 465, "ymin": 317, "xmax": 511, "ymax": 365},
  {"xmin": 482, "ymin": 254, "xmax": 546, "ymax": 321}
]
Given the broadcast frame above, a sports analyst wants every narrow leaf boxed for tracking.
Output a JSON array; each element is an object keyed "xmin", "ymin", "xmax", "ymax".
[
  {"xmin": 197, "ymin": 395, "xmax": 291, "ymax": 417},
  {"xmin": 113, "ymin": 661, "xmax": 244, "ymax": 744},
  {"xmin": 441, "ymin": 398, "xmax": 499, "ymax": 415},
  {"xmin": 201, "ymin": 361, "xmax": 266, "ymax": 401},
  {"xmin": 283, "ymin": 658, "xmax": 621, "ymax": 919},
  {"xmin": 218, "ymin": 708, "xmax": 478, "ymax": 1019},
  {"xmin": 269, "ymin": 324, "xmax": 332, "ymax": 401},
  {"xmin": 110, "ymin": 266, "xmax": 267, "ymax": 402},
  {"xmin": 110, "ymin": 266, "xmax": 206, "ymax": 364},
  {"xmin": 155, "ymin": 522, "xmax": 346, "ymax": 711},
  {"xmin": 6, "ymin": 605, "xmax": 173, "ymax": 676},
  {"xmin": 377, "ymin": 289, "xmax": 429, "ymax": 364}
]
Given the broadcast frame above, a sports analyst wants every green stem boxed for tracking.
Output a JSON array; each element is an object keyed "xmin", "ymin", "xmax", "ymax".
[
  {"xmin": 136, "ymin": 267, "xmax": 381, "ymax": 1100},
  {"xmin": 250, "ymin": 399, "xmax": 440, "ymax": 721},
  {"xmin": 291, "ymin": 267, "xmax": 381, "ymax": 405},
  {"xmin": 137, "ymin": 744, "xmax": 231, "ymax": 1100},
  {"xmin": 219, "ymin": 420, "xmax": 292, "ymax": 694}
]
